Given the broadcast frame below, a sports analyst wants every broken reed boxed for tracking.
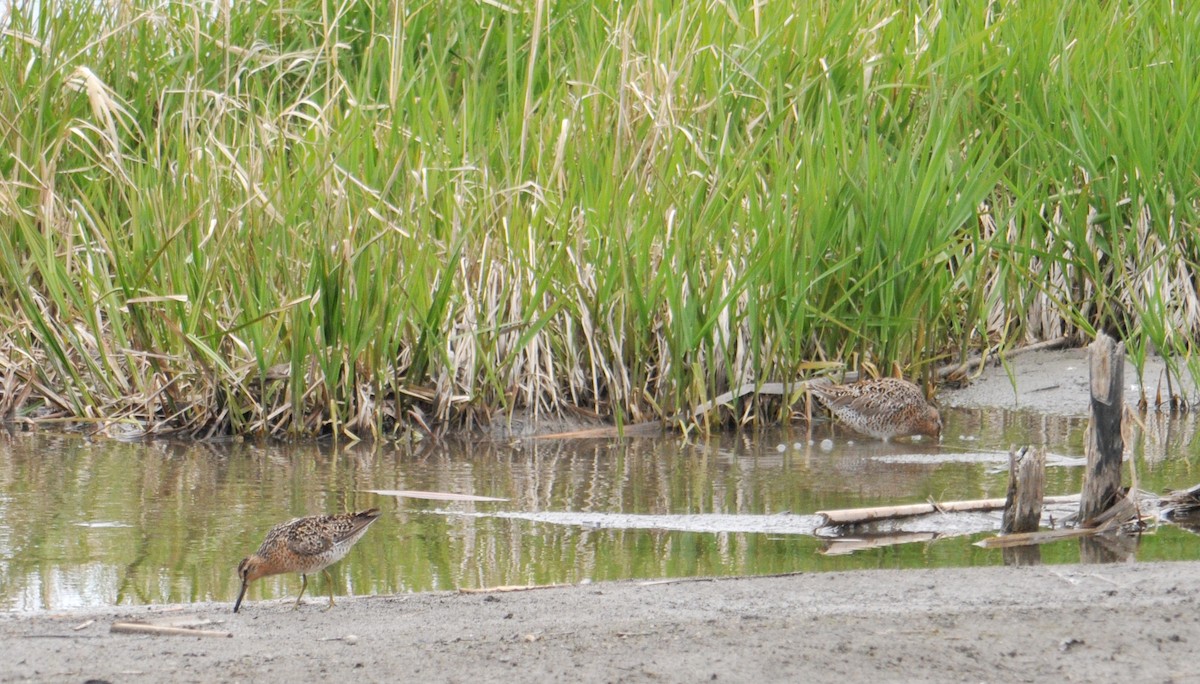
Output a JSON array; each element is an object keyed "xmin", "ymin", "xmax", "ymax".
[{"xmin": 1, "ymin": 0, "xmax": 1198, "ymax": 437}]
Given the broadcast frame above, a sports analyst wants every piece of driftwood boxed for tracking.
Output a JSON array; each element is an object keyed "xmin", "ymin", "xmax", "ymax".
[
  {"xmin": 1084, "ymin": 493, "xmax": 1143, "ymax": 532},
  {"xmin": 816, "ymin": 494, "xmax": 1080, "ymax": 528},
  {"xmin": 689, "ymin": 381, "xmax": 797, "ymax": 419},
  {"xmin": 981, "ymin": 490, "xmax": 1154, "ymax": 549},
  {"xmin": 110, "ymin": 622, "xmax": 232, "ymax": 638},
  {"xmin": 1159, "ymin": 482, "xmax": 1200, "ymax": 521},
  {"xmin": 1002, "ymin": 446, "xmax": 1046, "ymax": 534},
  {"xmin": 1078, "ymin": 333, "xmax": 1126, "ymax": 525}
]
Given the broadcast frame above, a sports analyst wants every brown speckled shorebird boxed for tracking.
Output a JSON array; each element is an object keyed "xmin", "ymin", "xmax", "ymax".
[
  {"xmin": 808, "ymin": 377, "xmax": 941, "ymax": 441},
  {"xmin": 234, "ymin": 508, "xmax": 381, "ymax": 613}
]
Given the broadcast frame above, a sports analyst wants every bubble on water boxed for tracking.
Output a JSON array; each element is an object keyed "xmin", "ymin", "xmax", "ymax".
[{"xmin": 820, "ymin": 439, "xmax": 834, "ymax": 451}]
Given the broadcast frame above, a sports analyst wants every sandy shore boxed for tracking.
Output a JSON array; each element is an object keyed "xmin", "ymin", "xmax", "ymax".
[
  {"xmin": 940, "ymin": 347, "xmax": 1195, "ymax": 415},
  {"xmin": 3, "ymin": 562, "xmax": 1196, "ymax": 683},
  {"xmin": 3, "ymin": 348, "xmax": 1197, "ymax": 683}
]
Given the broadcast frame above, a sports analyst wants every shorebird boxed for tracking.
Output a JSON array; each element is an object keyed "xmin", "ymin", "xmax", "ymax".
[
  {"xmin": 234, "ymin": 508, "xmax": 381, "ymax": 613},
  {"xmin": 808, "ymin": 377, "xmax": 942, "ymax": 441}
]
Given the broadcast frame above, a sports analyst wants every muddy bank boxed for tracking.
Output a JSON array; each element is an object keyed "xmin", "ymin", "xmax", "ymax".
[
  {"xmin": 940, "ymin": 348, "xmax": 1195, "ymax": 416},
  {"xmin": 497, "ymin": 348, "xmax": 1194, "ymax": 438},
  {"xmin": 3, "ymin": 561, "xmax": 1196, "ymax": 683}
]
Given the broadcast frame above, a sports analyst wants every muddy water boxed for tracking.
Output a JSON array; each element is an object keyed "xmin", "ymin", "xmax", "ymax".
[{"xmin": 0, "ymin": 408, "xmax": 1198, "ymax": 610}]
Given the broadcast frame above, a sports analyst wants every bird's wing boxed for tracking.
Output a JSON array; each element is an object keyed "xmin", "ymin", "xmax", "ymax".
[
  {"xmin": 333, "ymin": 510, "xmax": 380, "ymax": 543},
  {"xmin": 813, "ymin": 386, "xmax": 898, "ymax": 420},
  {"xmin": 834, "ymin": 393, "xmax": 892, "ymax": 418},
  {"xmin": 285, "ymin": 518, "xmax": 334, "ymax": 556},
  {"xmin": 812, "ymin": 379, "xmax": 922, "ymax": 418}
]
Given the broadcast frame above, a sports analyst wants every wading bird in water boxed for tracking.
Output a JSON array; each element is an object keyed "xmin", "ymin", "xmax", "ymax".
[
  {"xmin": 234, "ymin": 508, "xmax": 381, "ymax": 613},
  {"xmin": 808, "ymin": 377, "xmax": 942, "ymax": 441}
]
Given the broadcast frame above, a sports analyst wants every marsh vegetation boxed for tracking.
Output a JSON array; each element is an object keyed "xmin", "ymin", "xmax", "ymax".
[{"xmin": 1, "ymin": 1, "xmax": 1198, "ymax": 437}]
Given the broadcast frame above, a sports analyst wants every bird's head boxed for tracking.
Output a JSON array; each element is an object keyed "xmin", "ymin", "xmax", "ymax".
[
  {"xmin": 920, "ymin": 405, "xmax": 943, "ymax": 441},
  {"xmin": 233, "ymin": 555, "xmax": 267, "ymax": 613}
]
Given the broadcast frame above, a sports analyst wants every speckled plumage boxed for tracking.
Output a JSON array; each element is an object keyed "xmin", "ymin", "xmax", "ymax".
[
  {"xmin": 808, "ymin": 377, "xmax": 941, "ymax": 441},
  {"xmin": 234, "ymin": 508, "xmax": 380, "ymax": 613}
]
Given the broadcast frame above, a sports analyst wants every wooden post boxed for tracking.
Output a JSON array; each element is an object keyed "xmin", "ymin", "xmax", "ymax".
[
  {"xmin": 1078, "ymin": 333, "xmax": 1125, "ymax": 525},
  {"xmin": 1002, "ymin": 446, "xmax": 1045, "ymax": 534}
]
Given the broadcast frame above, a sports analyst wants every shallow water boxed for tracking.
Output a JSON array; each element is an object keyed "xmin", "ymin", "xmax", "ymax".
[{"xmin": 0, "ymin": 407, "xmax": 1198, "ymax": 611}]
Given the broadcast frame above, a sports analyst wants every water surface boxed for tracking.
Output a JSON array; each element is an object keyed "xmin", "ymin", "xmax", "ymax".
[{"xmin": 1, "ymin": 407, "xmax": 1198, "ymax": 610}]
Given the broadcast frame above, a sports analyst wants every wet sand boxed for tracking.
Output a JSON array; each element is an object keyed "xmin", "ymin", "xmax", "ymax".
[
  {"xmin": 940, "ymin": 347, "xmax": 1195, "ymax": 415},
  {"xmin": 3, "ymin": 348, "xmax": 1197, "ymax": 683},
  {"xmin": 3, "ymin": 562, "xmax": 1197, "ymax": 683}
]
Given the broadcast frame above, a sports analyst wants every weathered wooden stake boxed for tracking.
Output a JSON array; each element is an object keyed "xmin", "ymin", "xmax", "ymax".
[
  {"xmin": 1002, "ymin": 446, "xmax": 1045, "ymax": 534},
  {"xmin": 1078, "ymin": 332, "xmax": 1125, "ymax": 525}
]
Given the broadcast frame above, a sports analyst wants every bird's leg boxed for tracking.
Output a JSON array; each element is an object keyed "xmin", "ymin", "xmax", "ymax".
[
  {"xmin": 324, "ymin": 568, "xmax": 336, "ymax": 609},
  {"xmin": 294, "ymin": 573, "xmax": 308, "ymax": 609}
]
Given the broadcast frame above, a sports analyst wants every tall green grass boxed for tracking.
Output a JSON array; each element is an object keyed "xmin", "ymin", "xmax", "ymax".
[{"xmin": 1, "ymin": 0, "xmax": 1198, "ymax": 436}]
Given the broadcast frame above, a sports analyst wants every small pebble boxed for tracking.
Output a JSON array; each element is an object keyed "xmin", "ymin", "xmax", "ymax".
[
  {"xmin": 1059, "ymin": 637, "xmax": 1083, "ymax": 652},
  {"xmin": 344, "ymin": 634, "xmax": 358, "ymax": 645}
]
